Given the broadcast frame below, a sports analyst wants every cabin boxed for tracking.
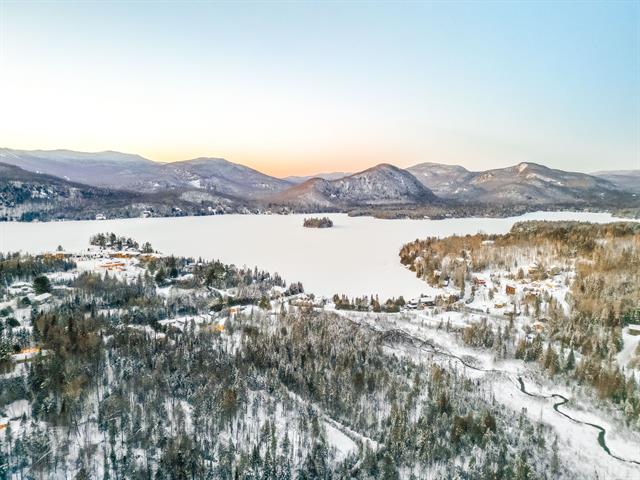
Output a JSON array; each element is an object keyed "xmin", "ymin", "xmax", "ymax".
[
  {"xmin": 32, "ymin": 293, "xmax": 52, "ymax": 305},
  {"xmin": 628, "ymin": 324, "xmax": 640, "ymax": 336},
  {"xmin": 112, "ymin": 252, "xmax": 138, "ymax": 259},
  {"xmin": 99, "ymin": 262, "xmax": 126, "ymax": 271},
  {"xmin": 42, "ymin": 252, "xmax": 71, "ymax": 260},
  {"xmin": 8, "ymin": 282, "xmax": 33, "ymax": 296},
  {"xmin": 420, "ymin": 295, "xmax": 436, "ymax": 307},
  {"xmin": 505, "ymin": 285, "xmax": 516, "ymax": 295},
  {"xmin": 473, "ymin": 277, "xmax": 487, "ymax": 286},
  {"xmin": 203, "ymin": 324, "xmax": 225, "ymax": 333},
  {"xmin": 12, "ymin": 346, "xmax": 44, "ymax": 362},
  {"xmin": 18, "ymin": 346, "xmax": 41, "ymax": 355},
  {"xmin": 95, "ymin": 214, "xmax": 107, "ymax": 220}
]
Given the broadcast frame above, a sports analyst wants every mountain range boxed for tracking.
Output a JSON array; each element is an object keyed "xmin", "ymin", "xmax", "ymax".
[
  {"xmin": 591, "ymin": 169, "xmax": 640, "ymax": 194},
  {"xmin": 1, "ymin": 147, "xmax": 638, "ymax": 220},
  {"xmin": 407, "ymin": 161, "xmax": 631, "ymax": 205}
]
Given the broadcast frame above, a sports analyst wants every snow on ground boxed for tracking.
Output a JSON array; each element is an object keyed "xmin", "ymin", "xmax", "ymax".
[
  {"xmin": 618, "ymin": 327, "xmax": 640, "ymax": 375},
  {"xmin": 332, "ymin": 307, "xmax": 640, "ymax": 480},
  {"xmin": 324, "ymin": 421, "xmax": 358, "ymax": 461},
  {"xmin": 493, "ymin": 376, "xmax": 640, "ymax": 480},
  {"xmin": 0, "ymin": 399, "xmax": 30, "ymax": 421},
  {"xmin": 0, "ymin": 211, "xmax": 630, "ymax": 298}
]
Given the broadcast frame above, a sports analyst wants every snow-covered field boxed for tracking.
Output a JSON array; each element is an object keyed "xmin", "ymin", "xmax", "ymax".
[{"xmin": 0, "ymin": 211, "xmax": 629, "ymax": 298}]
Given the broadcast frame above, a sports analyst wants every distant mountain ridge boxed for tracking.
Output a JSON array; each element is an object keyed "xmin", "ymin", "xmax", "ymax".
[
  {"xmin": 162, "ymin": 157, "xmax": 292, "ymax": 198},
  {"xmin": 591, "ymin": 169, "xmax": 640, "ymax": 194},
  {"xmin": 408, "ymin": 161, "xmax": 627, "ymax": 205},
  {"xmin": 0, "ymin": 148, "xmax": 292, "ymax": 199},
  {"xmin": 0, "ymin": 161, "xmax": 244, "ymax": 221},
  {"xmin": 283, "ymin": 172, "xmax": 353, "ymax": 183},
  {"xmin": 272, "ymin": 164, "xmax": 438, "ymax": 208},
  {"xmin": 1, "ymin": 148, "xmax": 636, "ymax": 215}
]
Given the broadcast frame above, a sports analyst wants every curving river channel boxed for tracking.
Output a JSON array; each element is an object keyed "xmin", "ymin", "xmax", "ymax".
[
  {"xmin": 516, "ymin": 377, "xmax": 640, "ymax": 466},
  {"xmin": 342, "ymin": 316, "xmax": 640, "ymax": 467}
]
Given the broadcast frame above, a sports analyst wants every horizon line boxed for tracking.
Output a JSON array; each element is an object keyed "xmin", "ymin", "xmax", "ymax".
[{"xmin": 2, "ymin": 145, "xmax": 635, "ymax": 177}]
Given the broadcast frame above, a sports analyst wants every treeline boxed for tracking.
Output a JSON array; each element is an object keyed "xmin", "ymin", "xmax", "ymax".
[
  {"xmin": 0, "ymin": 252, "xmax": 76, "ymax": 293},
  {"xmin": 332, "ymin": 294, "xmax": 405, "ymax": 312},
  {"xmin": 89, "ymin": 232, "xmax": 154, "ymax": 252},
  {"xmin": 303, "ymin": 217, "xmax": 334, "ymax": 228}
]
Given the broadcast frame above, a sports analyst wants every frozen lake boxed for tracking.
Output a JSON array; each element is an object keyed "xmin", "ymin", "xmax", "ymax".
[{"xmin": 0, "ymin": 211, "xmax": 630, "ymax": 298}]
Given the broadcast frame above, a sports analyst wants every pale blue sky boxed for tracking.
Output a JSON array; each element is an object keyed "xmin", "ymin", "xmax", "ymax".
[{"xmin": 1, "ymin": 1, "xmax": 638, "ymax": 175}]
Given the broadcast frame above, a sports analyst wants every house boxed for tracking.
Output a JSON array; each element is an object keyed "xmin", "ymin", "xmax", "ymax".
[
  {"xmin": 406, "ymin": 299, "xmax": 419, "ymax": 309},
  {"xmin": 473, "ymin": 277, "xmax": 486, "ymax": 286},
  {"xmin": 95, "ymin": 214, "xmax": 106, "ymax": 220},
  {"xmin": 203, "ymin": 324, "xmax": 225, "ymax": 333},
  {"xmin": 628, "ymin": 324, "xmax": 640, "ymax": 336},
  {"xmin": 112, "ymin": 252, "xmax": 138, "ymax": 259},
  {"xmin": 99, "ymin": 262, "xmax": 126, "ymax": 271},
  {"xmin": 505, "ymin": 285, "xmax": 516, "ymax": 295},
  {"xmin": 32, "ymin": 293, "xmax": 52, "ymax": 305},
  {"xmin": 291, "ymin": 298, "xmax": 314, "ymax": 309},
  {"xmin": 12, "ymin": 346, "xmax": 44, "ymax": 362},
  {"xmin": 420, "ymin": 294, "xmax": 436, "ymax": 307},
  {"xmin": 42, "ymin": 252, "xmax": 71, "ymax": 260},
  {"xmin": 8, "ymin": 282, "xmax": 33, "ymax": 296},
  {"xmin": 528, "ymin": 263, "xmax": 541, "ymax": 275}
]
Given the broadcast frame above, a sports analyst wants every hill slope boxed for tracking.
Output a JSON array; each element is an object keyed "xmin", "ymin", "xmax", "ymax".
[
  {"xmin": 162, "ymin": 157, "xmax": 292, "ymax": 198},
  {"xmin": 469, "ymin": 162, "xmax": 624, "ymax": 204},
  {"xmin": 409, "ymin": 161, "xmax": 627, "ymax": 205},
  {"xmin": 407, "ymin": 162, "xmax": 478, "ymax": 197},
  {"xmin": 591, "ymin": 170, "xmax": 640, "ymax": 194},
  {"xmin": 0, "ymin": 148, "xmax": 292, "ymax": 197},
  {"xmin": 272, "ymin": 164, "xmax": 438, "ymax": 208},
  {"xmin": 0, "ymin": 162, "xmax": 242, "ymax": 221}
]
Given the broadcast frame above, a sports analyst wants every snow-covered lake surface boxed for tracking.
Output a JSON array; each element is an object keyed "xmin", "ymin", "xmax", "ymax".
[{"xmin": 0, "ymin": 211, "xmax": 631, "ymax": 298}]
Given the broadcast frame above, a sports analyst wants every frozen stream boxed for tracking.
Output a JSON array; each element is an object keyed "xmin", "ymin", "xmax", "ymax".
[{"xmin": 0, "ymin": 211, "xmax": 630, "ymax": 298}]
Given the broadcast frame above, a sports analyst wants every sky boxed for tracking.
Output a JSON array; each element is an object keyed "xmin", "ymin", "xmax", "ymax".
[{"xmin": 0, "ymin": 1, "xmax": 638, "ymax": 177}]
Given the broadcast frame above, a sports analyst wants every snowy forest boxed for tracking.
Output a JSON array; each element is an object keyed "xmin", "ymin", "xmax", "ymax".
[
  {"xmin": 0, "ymin": 236, "xmax": 575, "ymax": 479},
  {"xmin": 399, "ymin": 221, "xmax": 640, "ymax": 425}
]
